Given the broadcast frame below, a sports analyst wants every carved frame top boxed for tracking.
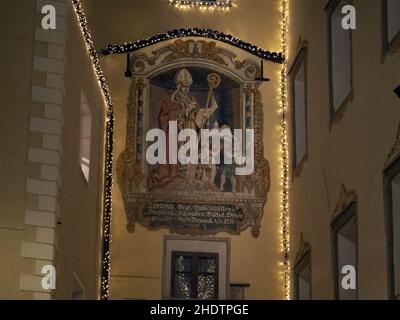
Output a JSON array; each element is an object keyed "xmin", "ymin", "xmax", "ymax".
[{"xmin": 129, "ymin": 39, "xmax": 262, "ymax": 84}]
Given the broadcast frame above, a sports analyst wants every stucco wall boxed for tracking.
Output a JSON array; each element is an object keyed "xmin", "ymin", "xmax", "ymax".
[
  {"xmin": 0, "ymin": 0, "xmax": 38, "ymax": 300},
  {"xmin": 54, "ymin": 1, "xmax": 106, "ymax": 300},
  {"xmin": 82, "ymin": 0, "xmax": 285, "ymax": 299},
  {"xmin": 0, "ymin": 0, "xmax": 105, "ymax": 299}
]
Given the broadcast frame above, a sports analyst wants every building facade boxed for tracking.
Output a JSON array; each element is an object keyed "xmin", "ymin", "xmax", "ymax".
[
  {"xmin": 0, "ymin": 0, "xmax": 106, "ymax": 299},
  {"xmin": 0, "ymin": 0, "xmax": 399, "ymax": 300},
  {"xmin": 288, "ymin": 0, "xmax": 400, "ymax": 300}
]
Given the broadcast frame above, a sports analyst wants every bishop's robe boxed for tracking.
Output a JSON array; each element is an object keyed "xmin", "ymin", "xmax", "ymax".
[{"xmin": 149, "ymin": 96, "xmax": 181, "ymax": 188}]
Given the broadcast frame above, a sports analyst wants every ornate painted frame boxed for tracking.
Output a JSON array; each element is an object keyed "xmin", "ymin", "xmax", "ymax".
[{"xmin": 117, "ymin": 39, "xmax": 270, "ymax": 238}]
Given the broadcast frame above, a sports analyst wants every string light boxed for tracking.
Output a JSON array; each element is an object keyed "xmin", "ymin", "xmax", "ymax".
[
  {"xmin": 279, "ymin": 0, "xmax": 290, "ymax": 300},
  {"xmin": 71, "ymin": 0, "xmax": 114, "ymax": 300},
  {"xmin": 102, "ymin": 28, "xmax": 284, "ymax": 63},
  {"xmin": 168, "ymin": 0, "xmax": 233, "ymax": 11}
]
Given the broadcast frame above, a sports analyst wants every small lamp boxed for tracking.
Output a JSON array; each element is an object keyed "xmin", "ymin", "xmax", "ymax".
[{"xmin": 124, "ymin": 53, "xmax": 132, "ymax": 78}]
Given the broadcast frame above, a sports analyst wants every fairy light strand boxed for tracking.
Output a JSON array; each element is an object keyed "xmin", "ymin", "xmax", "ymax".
[
  {"xmin": 169, "ymin": 0, "xmax": 233, "ymax": 7},
  {"xmin": 168, "ymin": 0, "xmax": 233, "ymax": 10},
  {"xmin": 71, "ymin": 0, "xmax": 114, "ymax": 300},
  {"xmin": 102, "ymin": 28, "xmax": 284, "ymax": 63},
  {"xmin": 280, "ymin": 0, "xmax": 290, "ymax": 300}
]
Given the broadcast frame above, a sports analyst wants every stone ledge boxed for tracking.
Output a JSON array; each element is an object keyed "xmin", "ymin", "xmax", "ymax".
[
  {"xmin": 35, "ymin": 28, "xmax": 66, "ymax": 46},
  {"xmin": 20, "ymin": 274, "xmax": 51, "ymax": 293},
  {"xmin": 28, "ymin": 147, "xmax": 60, "ymax": 166},
  {"xmin": 26, "ymin": 178, "xmax": 58, "ymax": 197},
  {"xmin": 30, "ymin": 117, "xmax": 62, "ymax": 136},
  {"xmin": 33, "ymin": 56, "xmax": 64, "ymax": 75},
  {"xmin": 25, "ymin": 210, "xmax": 57, "ymax": 228},
  {"xmin": 32, "ymin": 86, "xmax": 63, "ymax": 105},
  {"xmin": 22, "ymin": 242, "xmax": 54, "ymax": 260}
]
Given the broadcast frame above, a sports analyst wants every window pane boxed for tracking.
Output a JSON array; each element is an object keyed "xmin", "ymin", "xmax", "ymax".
[
  {"xmin": 197, "ymin": 274, "xmax": 217, "ymax": 300},
  {"xmin": 81, "ymin": 163, "xmax": 90, "ymax": 182},
  {"xmin": 170, "ymin": 251, "xmax": 219, "ymax": 299},
  {"xmin": 298, "ymin": 264, "xmax": 311, "ymax": 300},
  {"xmin": 80, "ymin": 91, "xmax": 91, "ymax": 182},
  {"xmin": 72, "ymin": 276, "xmax": 84, "ymax": 300},
  {"xmin": 331, "ymin": 0, "xmax": 352, "ymax": 111},
  {"xmin": 294, "ymin": 62, "xmax": 307, "ymax": 165},
  {"xmin": 173, "ymin": 273, "xmax": 192, "ymax": 299},
  {"xmin": 387, "ymin": 0, "xmax": 400, "ymax": 43},
  {"xmin": 391, "ymin": 173, "xmax": 400, "ymax": 296},
  {"xmin": 199, "ymin": 256, "xmax": 217, "ymax": 273},
  {"xmin": 337, "ymin": 216, "xmax": 357, "ymax": 300},
  {"xmin": 174, "ymin": 255, "xmax": 192, "ymax": 272}
]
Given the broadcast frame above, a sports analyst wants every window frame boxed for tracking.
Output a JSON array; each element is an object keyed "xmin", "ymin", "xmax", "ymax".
[
  {"xmin": 384, "ymin": 156, "xmax": 400, "ymax": 300},
  {"xmin": 79, "ymin": 89, "xmax": 92, "ymax": 183},
  {"xmin": 162, "ymin": 236, "xmax": 230, "ymax": 300},
  {"xmin": 72, "ymin": 272, "xmax": 85, "ymax": 300},
  {"xmin": 326, "ymin": 0, "xmax": 354, "ymax": 125},
  {"xmin": 171, "ymin": 251, "xmax": 219, "ymax": 300},
  {"xmin": 288, "ymin": 46, "xmax": 309, "ymax": 176},
  {"xmin": 294, "ymin": 250, "xmax": 312, "ymax": 300},
  {"xmin": 331, "ymin": 201, "xmax": 359, "ymax": 300},
  {"xmin": 382, "ymin": 0, "xmax": 400, "ymax": 58}
]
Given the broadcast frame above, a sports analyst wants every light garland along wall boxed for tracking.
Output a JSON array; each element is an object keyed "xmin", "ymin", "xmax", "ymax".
[
  {"xmin": 279, "ymin": 0, "xmax": 290, "ymax": 300},
  {"xmin": 71, "ymin": 0, "xmax": 114, "ymax": 300},
  {"xmin": 168, "ymin": 0, "xmax": 233, "ymax": 11},
  {"xmin": 102, "ymin": 28, "xmax": 283, "ymax": 63}
]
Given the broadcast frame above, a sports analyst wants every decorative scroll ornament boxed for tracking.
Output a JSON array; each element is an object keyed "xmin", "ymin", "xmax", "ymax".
[
  {"xmin": 386, "ymin": 123, "xmax": 400, "ymax": 168},
  {"xmin": 294, "ymin": 233, "xmax": 310, "ymax": 266},
  {"xmin": 161, "ymin": 40, "xmax": 228, "ymax": 66},
  {"xmin": 117, "ymin": 39, "xmax": 270, "ymax": 238},
  {"xmin": 333, "ymin": 184, "xmax": 357, "ymax": 217},
  {"xmin": 296, "ymin": 36, "xmax": 308, "ymax": 55},
  {"xmin": 116, "ymin": 79, "xmax": 147, "ymax": 194},
  {"xmin": 128, "ymin": 39, "xmax": 261, "ymax": 81}
]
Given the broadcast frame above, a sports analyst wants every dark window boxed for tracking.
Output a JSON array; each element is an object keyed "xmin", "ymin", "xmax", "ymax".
[
  {"xmin": 383, "ymin": 0, "xmax": 400, "ymax": 54},
  {"xmin": 171, "ymin": 251, "xmax": 218, "ymax": 300},
  {"xmin": 332, "ymin": 202, "xmax": 358, "ymax": 300},
  {"xmin": 72, "ymin": 275, "xmax": 84, "ymax": 300},
  {"xmin": 384, "ymin": 157, "xmax": 400, "ymax": 299},
  {"xmin": 327, "ymin": 0, "xmax": 353, "ymax": 116},
  {"xmin": 80, "ymin": 90, "xmax": 91, "ymax": 182},
  {"xmin": 294, "ymin": 251, "xmax": 311, "ymax": 300},
  {"xmin": 289, "ymin": 47, "xmax": 308, "ymax": 170}
]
